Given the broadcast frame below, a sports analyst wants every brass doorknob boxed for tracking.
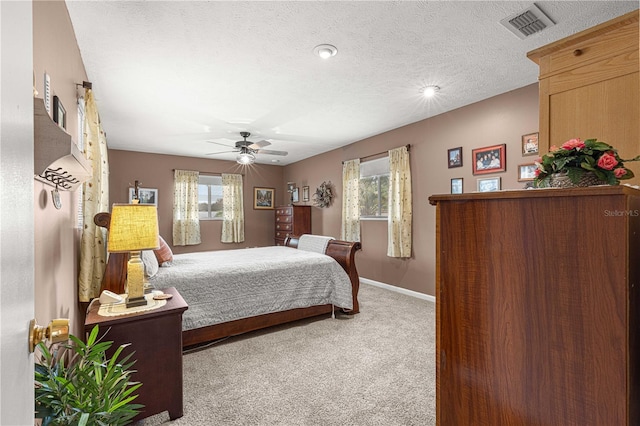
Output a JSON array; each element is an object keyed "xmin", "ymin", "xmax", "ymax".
[{"xmin": 29, "ymin": 318, "xmax": 69, "ymax": 353}]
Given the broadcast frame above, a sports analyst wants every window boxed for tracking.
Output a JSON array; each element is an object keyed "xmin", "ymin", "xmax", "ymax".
[
  {"xmin": 359, "ymin": 157, "xmax": 389, "ymax": 218},
  {"xmin": 198, "ymin": 175, "xmax": 223, "ymax": 219}
]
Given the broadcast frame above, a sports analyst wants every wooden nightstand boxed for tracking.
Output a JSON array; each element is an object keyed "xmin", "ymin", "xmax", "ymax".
[{"xmin": 84, "ymin": 287, "xmax": 188, "ymax": 422}]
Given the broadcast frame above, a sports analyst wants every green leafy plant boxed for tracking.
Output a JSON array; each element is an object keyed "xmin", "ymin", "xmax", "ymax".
[
  {"xmin": 34, "ymin": 325, "xmax": 143, "ymax": 426},
  {"xmin": 534, "ymin": 138, "xmax": 640, "ymax": 187}
]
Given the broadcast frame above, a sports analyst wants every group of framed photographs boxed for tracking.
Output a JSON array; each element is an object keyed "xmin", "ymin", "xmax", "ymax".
[
  {"xmin": 449, "ymin": 132, "xmax": 539, "ymax": 194},
  {"xmin": 252, "ymin": 184, "xmax": 310, "ymax": 210},
  {"xmin": 517, "ymin": 131, "xmax": 539, "ymax": 183},
  {"xmin": 450, "ymin": 177, "xmax": 502, "ymax": 194}
]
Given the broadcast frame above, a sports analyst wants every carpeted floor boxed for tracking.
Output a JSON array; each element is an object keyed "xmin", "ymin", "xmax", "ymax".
[{"xmin": 136, "ymin": 283, "xmax": 435, "ymax": 425}]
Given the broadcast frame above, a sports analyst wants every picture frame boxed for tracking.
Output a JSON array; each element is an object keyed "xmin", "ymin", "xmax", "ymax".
[
  {"xmin": 448, "ymin": 147, "xmax": 463, "ymax": 168},
  {"xmin": 477, "ymin": 177, "xmax": 501, "ymax": 192},
  {"xmin": 522, "ymin": 132, "xmax": 539, "ymax": 156},
  {"xmin": 518, "ymin": 163, "xmax": 537, "ymax": 182},
  {"xmin": 254, "ymin": 187, "xmax": 275, "ymax": 210},
  {"xmin": 292, "ymin": 187, "xmax": 299, "ymax": 203},
  {"xmin": 53, "ymin": 95, "xmax": 66, "ymax": 130},
  {"xmin": 128, "ymin": 187, "xmax": 158, "ymax": 205},
  {"xmin": 451, "ymin": 178, "xmax": 463, "ymax": 194},
  {"xmin": 302, "ymin": 186, "xmax": 310, "ymax": 202},
  {"xmin": 472, "ymin": 144, "xmax": 506, "ymax": 175}
]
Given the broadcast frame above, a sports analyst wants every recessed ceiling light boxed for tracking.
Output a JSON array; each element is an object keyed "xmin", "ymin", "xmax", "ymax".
[
  {"xmin": 422, "ymin": 85, "xmax": 440, "ymax": 98},
  {"xmin": 313, "ymin": 44, "xmax": 338, "ymax": 59},
  {"xmin": 271, "ymin": 159, "xmax": 280, "ymax": 163}
]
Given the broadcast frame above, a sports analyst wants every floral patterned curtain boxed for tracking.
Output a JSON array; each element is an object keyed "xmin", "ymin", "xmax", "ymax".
[
  {"xmin": 341, "ymin": 159, "xmax": 361, "ymax": 242},
  {"xmin": 387, "ymin": 146, "xmax": 412, "ymax": 258},
  {"xmin": 221, "ymin": 173, "xmax": 245, "ymax": 243},
  {"xmin": 78, "ymin": 89, "xmax": 109, "ymax": 302},
  {"xmin": 173, "ymin": 169, "xmax": 201, "ymax": 246}
]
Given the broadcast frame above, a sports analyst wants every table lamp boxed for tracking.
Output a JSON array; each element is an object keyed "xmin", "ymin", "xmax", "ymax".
[{"xmin": 107, "ymin": 204, "xmax": 160, "ymax": 308}]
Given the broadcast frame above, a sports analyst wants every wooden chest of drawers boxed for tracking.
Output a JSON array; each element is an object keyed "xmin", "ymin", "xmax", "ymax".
[{"xmin": 275, "ymin": 205, "xmax": 311, "ymax": 245}]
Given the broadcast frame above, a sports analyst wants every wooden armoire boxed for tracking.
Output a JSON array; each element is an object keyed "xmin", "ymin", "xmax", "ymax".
[
  {"xmin": 527, "ymin": 10, "xmax": 639, "ymax": 183},
  {"xmin": 429, "ymin": 187, "xmax": 640, "ymax": 425}
]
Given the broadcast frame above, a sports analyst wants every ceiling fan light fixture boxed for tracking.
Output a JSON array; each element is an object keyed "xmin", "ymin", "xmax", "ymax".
[
  {"xmin": 422, "ymin": 85, "xmax": 440, "ymax": 98},
  {"xmin": 236, "ymin": 151, "xmax": 255, "ymax": 165},
  {"xmin": 313, "ymin": 44, "xmax": 337, "ymax": 59}
]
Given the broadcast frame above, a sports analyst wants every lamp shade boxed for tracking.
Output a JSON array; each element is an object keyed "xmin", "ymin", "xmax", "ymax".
[{"xmin": 108, "ymin": 204, "xmax": 160, "ymax": 252}]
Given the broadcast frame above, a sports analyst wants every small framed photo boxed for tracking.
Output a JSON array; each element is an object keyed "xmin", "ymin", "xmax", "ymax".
[
  {"xmin": 472, "ymin": 144, "xmax": 506, "ymax": 175},
  {"xmin": 522, "ymin": 132, "xmax": 539, "ymax": 156},
  {"xmin": 292, "ymin": 187, "xmax": 299, "ymax": 203},
  {"xmin": 477, "ymin": 177, "xmax": 501, "ymax": 192},
  {"xmin": 302, "ymin": 186, "xmax": 310, "ymax": 202},
  {"xmin": 128, "ymin": 187, "xmax": 158, "ymax": 205},
  {"xmin": 451, "ymin": 178, "xmax": 463, "ymax": 194},
  {"xmin": 518, "ymin": 163, "xmax": 537, "ymax": 181},
  {"xmin": 448, "ymin": 147, "xmax": 463, "ymax": 168},
  {"xmin": 53, "ymin": 95, "xmax": 66, "ymax": 130},
  {"xmin": 254, "ymin": 187, "xmax": 275, "ymax": 210}
]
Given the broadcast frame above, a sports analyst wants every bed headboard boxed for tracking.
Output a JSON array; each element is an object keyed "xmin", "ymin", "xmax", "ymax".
[{"xmin": 94, "ymin": 212, "xmax": 128, "ymax": 294}]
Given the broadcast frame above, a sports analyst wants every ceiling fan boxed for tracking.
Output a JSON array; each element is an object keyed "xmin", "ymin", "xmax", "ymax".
[{"xmin": 206, "ymin": 131, "xmax": 288, "ymax": 164}]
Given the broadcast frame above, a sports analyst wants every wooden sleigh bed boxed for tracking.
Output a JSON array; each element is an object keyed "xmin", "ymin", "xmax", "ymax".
[{"xmin": 94, "ymin": 212, "xmax": 361, "ymax": 347}]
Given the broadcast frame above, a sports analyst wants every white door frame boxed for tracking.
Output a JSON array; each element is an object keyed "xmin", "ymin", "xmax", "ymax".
[{"xmin": 0, "ymin": 1, "xmax": 35, "ymax": 424}]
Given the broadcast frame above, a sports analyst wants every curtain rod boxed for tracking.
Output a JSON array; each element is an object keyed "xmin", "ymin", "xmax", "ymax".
[
  {"xmin": 171, "ymin": 169, "xmax": 244, "ymax": 176},
  {"xmin": 343, "ymin": 144, "xmax": 411, "ymax": 164}
]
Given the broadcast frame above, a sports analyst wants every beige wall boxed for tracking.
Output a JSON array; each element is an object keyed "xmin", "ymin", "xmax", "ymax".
[
  {"xmin": 108, "ymin": 150, "xmax": 284, "ymax": 253},
  {"xmin": 33, "ymin": 0, "xmax": 88, "ymax": 335},
  {"xmin": 284, "ymin": 83, "xmax": 539, "ymax": 296}
]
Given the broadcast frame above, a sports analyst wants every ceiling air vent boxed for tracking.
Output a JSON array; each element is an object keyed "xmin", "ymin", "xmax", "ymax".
[{"xmin": 500, "ymin": 4, "xmax": 555, "ymax": 40}]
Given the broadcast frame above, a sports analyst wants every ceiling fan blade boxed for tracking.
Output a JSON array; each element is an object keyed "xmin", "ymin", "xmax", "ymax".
[
  {"xmin": 206, "ymin": 141, "xmax": 234, "ymax": 148},
  {"xmin": 248, "ymin": 140, "xmax": 271, "ymax": 149},
  {"xmin": 205, "ymin": 150, "xmax": 237, "ymax": 155},
  {"xmin": 256, "ymin": 149, "xmax": 288, "ymax": 156}
]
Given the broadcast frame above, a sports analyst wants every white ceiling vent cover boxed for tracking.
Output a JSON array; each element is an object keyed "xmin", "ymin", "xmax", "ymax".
[{"xmin": 500, "ymin": 4, "xmax": 555, "ymax": 40}]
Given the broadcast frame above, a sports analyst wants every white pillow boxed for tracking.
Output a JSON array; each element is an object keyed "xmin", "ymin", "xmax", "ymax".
[{"xmin": 141, "ymin": 250, "xmax": 159, "ymax": 278}]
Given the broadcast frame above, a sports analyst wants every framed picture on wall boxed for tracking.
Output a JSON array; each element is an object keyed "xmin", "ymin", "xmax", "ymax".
[
  {"xmin": 254, "ymin": 187, "xmax": 275, "ymax": 210},
  {"xmin": 302, "ymin": 186, "xmax": 310, "ymax": 202},
  {"xmin": 518, "ymin": 163, "xmax": 537, "ymax": 181},
  {"xmin": 448, "ymin": 147, "xmax": 463, "ymax": 168},
  {"xmin": 522, "ymin": 132, "xmax": 539, "ymax": 156},
  {"xmin": 292, "ymin": 187, "xmax": 299, "ymax": 203},
  {"xmin": 472, "ymin": 144, "xmax": 506, "ymax": 175},
  {"xmin": 477, "ymin": 177, "xmax": 501, "ymax": 192},
  {"xmin": 451, "ymin": 178, "xmax": 463, "ymax": 194},
  {"xmin": 128, "ymin": 187, "xmax": 158, "ymax": 205}
]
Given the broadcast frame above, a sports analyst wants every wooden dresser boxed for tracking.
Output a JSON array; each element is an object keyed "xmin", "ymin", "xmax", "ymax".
[
  {"xmin": 429, "ymin": 187, "xmax": 640, "ymax": 425},
  {"xmin": 527, "ymin": 10, "xmax": 639, "ymax": 183},
  {"xmin": 274, "ymin": 205, "xmax": 311, "ymax": 245}
]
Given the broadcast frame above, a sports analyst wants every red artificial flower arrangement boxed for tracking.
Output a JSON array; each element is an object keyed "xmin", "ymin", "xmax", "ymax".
[{"xmin": 534, "ymin": 138, "xmax": 639, "ymax": 187}]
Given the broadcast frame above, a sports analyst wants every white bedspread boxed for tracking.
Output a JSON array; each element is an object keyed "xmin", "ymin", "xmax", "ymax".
[{"xmin": 149, "ymin": 246, "xmax": 353, "ymax": 331}]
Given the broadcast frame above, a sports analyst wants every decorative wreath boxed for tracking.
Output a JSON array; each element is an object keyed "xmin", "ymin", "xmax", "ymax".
[{"xmin": 313, "ymin": 181, "xmax": 334, "ymax": 208}]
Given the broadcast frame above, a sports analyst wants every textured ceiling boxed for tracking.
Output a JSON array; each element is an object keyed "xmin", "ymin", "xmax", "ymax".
[{"xmin": 65, "ymin": 1, "xmax": 639, "ymax": 165}]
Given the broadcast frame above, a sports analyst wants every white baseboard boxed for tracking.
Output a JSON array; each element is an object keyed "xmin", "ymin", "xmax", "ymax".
[{"xmin": 360, "ymin": 277, "xmax": 436, "ymax": 303}]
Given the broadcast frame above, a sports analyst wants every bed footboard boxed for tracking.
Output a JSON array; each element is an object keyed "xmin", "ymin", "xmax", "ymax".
[{"xmin": 284, "ymin": 235, "xmax": 361, "ymax": 313}]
